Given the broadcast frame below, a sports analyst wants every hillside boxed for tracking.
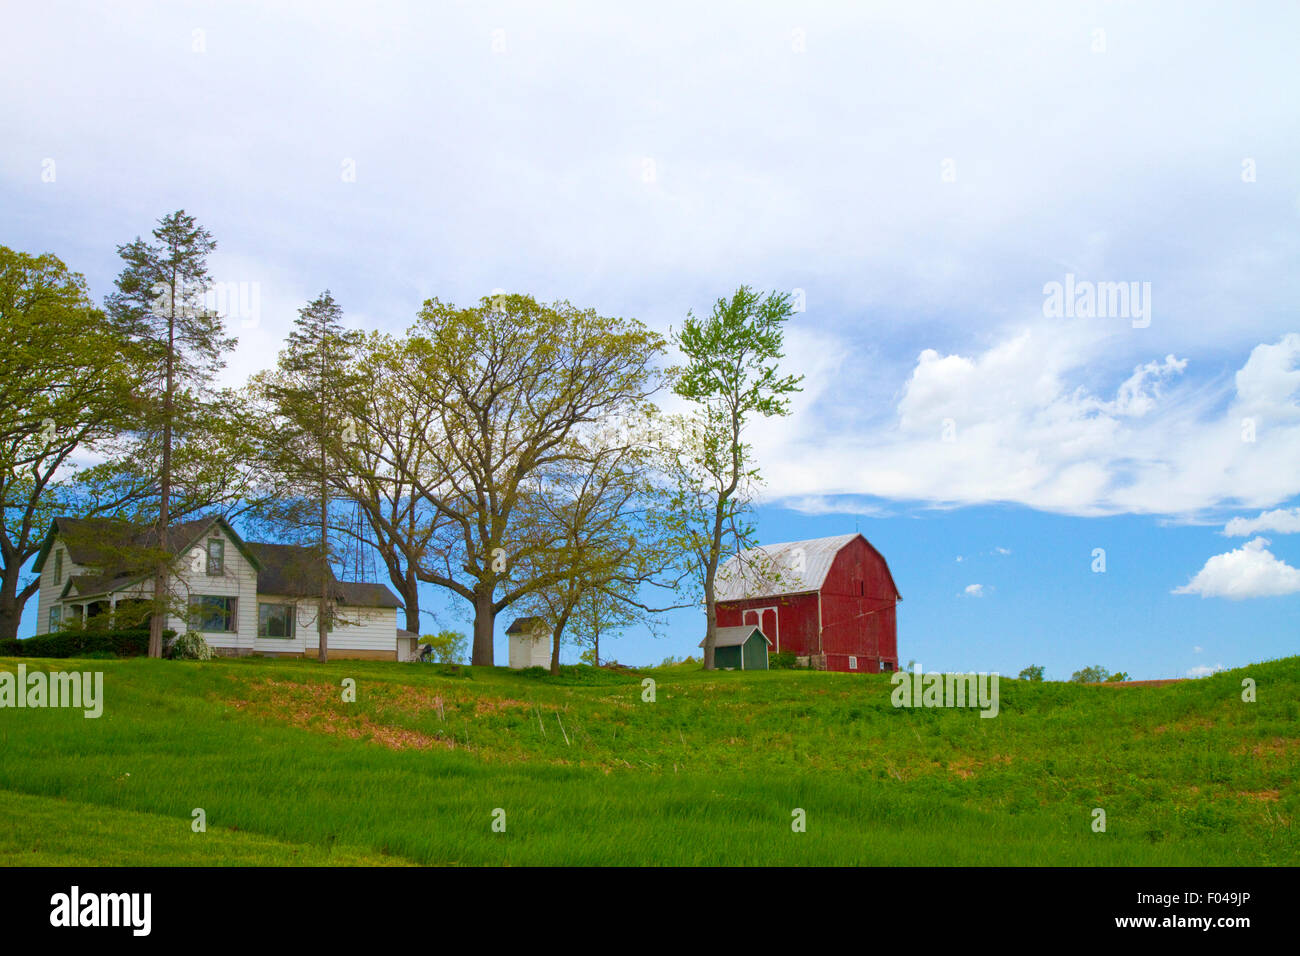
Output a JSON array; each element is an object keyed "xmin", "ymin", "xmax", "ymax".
[{"xmin": 0, "ymin": 655, "xmax": 1295, "ymax": 865}]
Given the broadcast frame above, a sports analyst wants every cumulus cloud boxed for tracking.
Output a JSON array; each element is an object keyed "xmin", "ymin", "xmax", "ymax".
[
  {"xmin": 963, "ymin": 584, "xmax": 985, "ymax": 597},
  {"xmin": 762, "ymin": 327, "xmax": 1300, "ymax": 517},
  {"xmin": 1172, "ymin": 537, "xmax": 1300, "ymax": 599},
  {"xmin": 1187, "ymin": 664, "xmax": 1227, "ymax": 678},
  {"xmin": 1224, "ymin": 507, "xmax": 1300, "ymax": 537}
]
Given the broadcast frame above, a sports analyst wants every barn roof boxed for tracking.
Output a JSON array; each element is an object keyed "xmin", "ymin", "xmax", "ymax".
[
  {"xmin": 698, "ymin": 625, "xmax": 772, "ymax": 648},
  {"xmin": 715, "ymin": 533, "xmax": 900, "ymax": 601}
]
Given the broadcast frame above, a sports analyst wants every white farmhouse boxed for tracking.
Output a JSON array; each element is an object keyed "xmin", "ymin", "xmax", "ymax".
[{"xmin": 32, "ymin": 515, "xmax": 405, "ymax": 660}]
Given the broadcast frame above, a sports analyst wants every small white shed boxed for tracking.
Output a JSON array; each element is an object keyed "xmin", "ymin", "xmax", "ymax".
[
  {"xmin": 396, "ymin": 628, "xmax": 421, "ymax": 662},
  {"xmin": 506, "ymin": 616, "xmax": 552, "ymax": 669}
]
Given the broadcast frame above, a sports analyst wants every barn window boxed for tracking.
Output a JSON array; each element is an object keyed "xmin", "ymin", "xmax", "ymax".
[{"xmin": 848, "ymin": 655, "xmax": 857, "ymax": 670}]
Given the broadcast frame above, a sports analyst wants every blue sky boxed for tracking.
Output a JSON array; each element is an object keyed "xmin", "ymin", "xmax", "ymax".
[{"xmin": 3, "ymin": 1, "xmax": 1298, "ymax": 675}]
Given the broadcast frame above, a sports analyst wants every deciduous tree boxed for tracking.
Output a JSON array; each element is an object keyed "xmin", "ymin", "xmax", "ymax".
[{"xmin": 660, "ymin": 287, "xmax": 802, "ymax": 670}]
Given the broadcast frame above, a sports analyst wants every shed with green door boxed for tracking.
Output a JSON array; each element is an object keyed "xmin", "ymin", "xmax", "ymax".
[{"xmin": 700, "ymin": 625, "xmax": 772, "ymax": 670}]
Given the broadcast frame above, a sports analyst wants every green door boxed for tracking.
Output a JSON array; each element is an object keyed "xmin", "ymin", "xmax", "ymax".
[
  {"xmin": 715, "ymin": 644, "xmax": 743, "ymax": 669},
  {"xmin": 741, "ymin": 634, "xmax": 769, "ymax": 670}
]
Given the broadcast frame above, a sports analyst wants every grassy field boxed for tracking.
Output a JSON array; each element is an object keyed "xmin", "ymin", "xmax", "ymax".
[{"xmin": 0, "ymin": 654, "xmax": 1295, "ymax": 865}]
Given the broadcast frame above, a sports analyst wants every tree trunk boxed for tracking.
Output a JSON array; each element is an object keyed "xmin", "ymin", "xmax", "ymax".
[
  {"xmin": 150, "ymin": 283, "xmax": 177, "ymax": 660},
  {"xmin": 702, "ymin": 594, "xmax": 717, "ymax": 670},
  {"xmin": 318, "ymin": 436, "xmax": 329, "ymax": 663},
  {"xmin": 701, "ymin": 547, "xmax": 720, "ymax": 670},
  {"xmin": 400, "ymin": 566, "xmax": 420, "ymax": 634},
  {"xmin": 0, "ymin": 562, "xmax": 22, "ymax": 640},
  {"xmin": 549, "ymin": 611, "xmax": 571, "ymax": 676},
  {"xmin": 471, "ymin": 586, "xmax": 494, "ymax": 666}
]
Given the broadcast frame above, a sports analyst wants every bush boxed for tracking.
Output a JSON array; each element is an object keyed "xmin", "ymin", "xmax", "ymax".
[
  {"xmin": 167, "ymin": 630, "xmax": 214, "ymax": 661},
  {"xmin": 770, "ymin": 651, "xmax": 797, "ymax": 670},
  {"xmin": 1070, "ymin": 665, "xmax": 1128, "ymax": 684},
  {"xmin": 1018, "ymin": 665, "xmax": 1045, "ymax": 682},
  {"xmin": 419, "ymin": 629, "xmax": 468, "ymax": 664},
  {"xmin": 0, "ymin": 628, "xmax": 169, "ymax": 658}
]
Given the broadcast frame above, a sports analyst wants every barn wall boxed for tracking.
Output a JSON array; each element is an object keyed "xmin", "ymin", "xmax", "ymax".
[
  {"xmin": 819, "ymin": 537, "xmax": 899, "ymax": 673},
  {"xmin": 715, "ymin": 593, "xmax": 818, "ymax": 656}
]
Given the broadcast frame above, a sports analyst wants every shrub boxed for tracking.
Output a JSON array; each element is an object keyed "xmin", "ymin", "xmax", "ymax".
[
  {"xmin": 770, "ymin": 651, "xmax": 797, "ymax": 670},
  {"xmin": 167, "ymin": 630, "xmax": 214, "ymax": 661},
  {"xmin": 419, "ymin": 629, "xmax": 468, "ymax": 664},
  {"xmin": 1018, "ymin": 665, "xmax": 1045, "ymax": 682},
  {"xmin": 0, "ymin": 628, "xmax": 168, "ymax": 658},
  {"xmin": 1071, "ymin": 665, "xmax": 1127, "ymax": 684}
]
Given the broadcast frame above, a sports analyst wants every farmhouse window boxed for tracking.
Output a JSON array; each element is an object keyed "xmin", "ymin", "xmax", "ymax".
[
  {"xmin": 259, "ymin": 603, "xmax": 296, "ymax": 638},
  {"xmin": 54, "ymin": 548, "xmax": 64, "ymax": 585},
  {"xmin": 49, "ymin": 606, "xmax": 61, "ymax": 630},
  {"xmin": 206, "ymin": 538, "xmax": 225, "ymax": 575},
  {"xmin": 191, "ymin": 595, "xmax": 236, "ymax": 632}
]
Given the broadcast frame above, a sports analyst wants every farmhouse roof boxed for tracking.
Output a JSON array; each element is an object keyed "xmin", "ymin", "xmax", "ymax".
[
  {"xmin": 32, "ymin": 514, "xmax": 263, "ymax": 594},
  {"xmin": 506, "ymin": 616, "xmax": 547, "ymax": 635},
  {"xmin": 32, "ymin": 518, "xmax": 400, "ymax": 609},
  {"xmin": 246, "ymin": 542, "xmax": 402, "ymax": 608},
  {"xmin": 698, "ymin": 625, "xmax": 772, "ymax": 648}
]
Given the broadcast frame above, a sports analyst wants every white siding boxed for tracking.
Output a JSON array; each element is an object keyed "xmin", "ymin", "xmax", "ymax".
[
  {"xmin": 36, "ymin": 543, "xmax": 87, "ymax": 634},
  {"xmin": 166, "ymin": 528, "xmax": 258, "ymax": 652},
  {"xmin": 508, "ymin": 631, "xmax": 551, "ymax": 669},
  {"xmin": 256, "ymin": 596, "xmax": 398, "ymax": 657}
]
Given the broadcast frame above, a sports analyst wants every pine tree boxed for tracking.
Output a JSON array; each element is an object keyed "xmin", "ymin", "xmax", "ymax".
[
  {"xmin": 105, "ymin": 211, "xmax": 235, "ymax": 657},
  {"xmin": 256, "ymin": 292, "xmax": 362, "ymax": 662}
]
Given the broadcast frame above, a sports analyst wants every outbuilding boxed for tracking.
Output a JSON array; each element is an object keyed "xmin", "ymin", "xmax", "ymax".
[
  {"xmin": 505, "ymin": 616, "xmax": 552, "ymax": 669},
  {"xmin": 698, "ymin": 624, "xmax": 772, "ymax": 670},
  {"xmin": 714, "ymin": 533, "xmax": 900, "ymax": 673}
]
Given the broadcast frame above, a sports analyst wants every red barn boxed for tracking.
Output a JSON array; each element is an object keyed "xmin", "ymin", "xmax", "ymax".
[{"xmin": 714, "ymin": 533, "xmax": 900, "ymax": 673}]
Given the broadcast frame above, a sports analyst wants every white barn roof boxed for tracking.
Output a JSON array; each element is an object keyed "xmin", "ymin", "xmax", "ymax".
[{"xmin": 715, "ymin": 533, "xmax": 859, "ymax": 601}]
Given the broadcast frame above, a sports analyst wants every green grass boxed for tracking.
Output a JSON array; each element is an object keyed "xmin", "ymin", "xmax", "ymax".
[{"xmin": 1, "ymin": 654, "xmax": 1295, "ymax": 865}]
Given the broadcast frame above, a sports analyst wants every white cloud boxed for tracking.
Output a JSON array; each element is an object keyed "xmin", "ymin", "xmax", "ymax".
[
  {"xmin": 1224, "ymin": 507, "xmax": 1300, "ymax": 537},
  {"xmin": 963, "ymin": 584, "xmax": 985, "ymax": 597},
  {"xmin": 993, "ymin": 547, "xmax": 1011, "ymax": 555},
  {"xmin": 1172, "ymin": 537, "xmax": 1300, "ymax": 599},
  {"xmin": 1186, "ymin": 664, "xmax": 1226, "ymax": 678},
  {"xmin": 762, "ymin": 327, "xmax": 1300, "ymax": 517},
  {"xmin": 1193, "ymin": 645, "xmax": 1203, "ymax": 654}
]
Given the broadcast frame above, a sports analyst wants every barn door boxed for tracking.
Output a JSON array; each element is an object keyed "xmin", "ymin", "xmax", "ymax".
[
  {"xmin": 742, "ymin": 606, "xmax": 779, "ymax": 652},
  {"xmin": 761, "ymin": 608, "xmax": 778, "ymax": 652}
]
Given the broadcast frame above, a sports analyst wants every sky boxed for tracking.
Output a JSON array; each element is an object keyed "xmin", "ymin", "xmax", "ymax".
[{"xmin": 3, "ymin": 1, "xmax": 1298, "ymax": 677}]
